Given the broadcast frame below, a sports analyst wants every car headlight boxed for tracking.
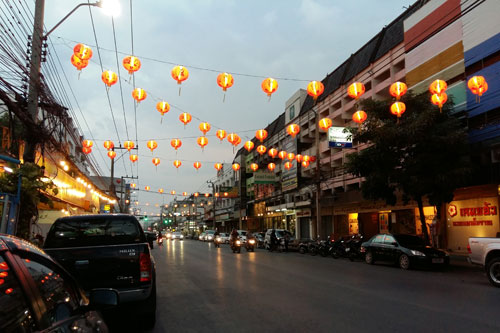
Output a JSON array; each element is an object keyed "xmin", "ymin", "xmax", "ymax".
[
  {"xmin": 208, "ymin": 236, "xmax": 213, "ymax": 240},
  {"xmin": 180, "ymin": 235, "xmax": 184, "ymax": 239},
  {"xmin": 410, "ymin": 250, "xmax": 426, "ymax": 257}
]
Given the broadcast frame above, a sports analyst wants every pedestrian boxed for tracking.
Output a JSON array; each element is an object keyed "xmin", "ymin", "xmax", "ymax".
[
  {"xmin": 284, "ymin": 231, "xmax": 290, "ymax": 252},
  {"xmin": 270, "ymin": 229, "xmax": 277, "ymax": 251}
]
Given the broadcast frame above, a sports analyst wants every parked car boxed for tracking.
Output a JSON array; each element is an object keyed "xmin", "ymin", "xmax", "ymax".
[
  {"xmin": 264, "ymin": 229, "xmax": 293, "ymax": 249},
  {"xmin": 219, "ymin": 232, "xmax": 229, "ymax": 244},
  {"xmin": 171, "ymin": 232, "xmax": 184, "ymax": 240},
  {"xmin": 361, "ymin": 233, "xmax": 449, "ymax": 270},
  {"xmin": 44, "ymin": 214, "xmax": 157, "ymax": 329},
  {"xmin": 199, "ymin": 232, "xmax": 206, "ymax": 241},
  {"xmin": 468, "ymin": 236, "xmax": 500, "ymax": 287},
  {"xmin": 0, "ymin": 234, "xmax": 118, "ymax": 332},
  {"xmin": 205, "ymin": 230, "xmax": 216, "ymax": 242}
]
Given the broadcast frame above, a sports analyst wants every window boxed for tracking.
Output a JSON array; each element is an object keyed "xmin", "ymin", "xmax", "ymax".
[
  {"xmin": 289, "ymin": 105, "xmax": 295, "ymax": 119},
  {"xmin": 373, "ymin": 235, "xmax": 384, "ymax": 243},
  {"xmin": 383, "ymin": 235, "xmax": 396, "ymax": 244},
  {"xmin": 0, "ymin": 256, "xmax": 36, "ymax": 332},
  {"xmin": 21, "ymin": 256, "xmax": 79, "ymax": 325}
]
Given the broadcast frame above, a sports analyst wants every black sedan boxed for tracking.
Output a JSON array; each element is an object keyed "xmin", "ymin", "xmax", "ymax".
[
  {"xmin": 361, "ymin": 233, "xmax": 449, "ymax": 270},
  {"xmin": 0, "ymin": 234, "xmax": 118, "ymax": 332}
]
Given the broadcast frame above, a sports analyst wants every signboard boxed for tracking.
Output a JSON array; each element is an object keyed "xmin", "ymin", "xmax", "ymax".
[
  {"xmin": 281, "ymin": 136, "xmax": 298, "ymax": 191},
  {"xmin": 254, "ymin": 171, "xmax": 277, "ymax": 184},
  {"xmin": 328, "ymin": 127, "xmax": 352, "ymax": 148},
  {"xmin": 219, "ymin": 186, "xmax": 239, "ymax": 198}
]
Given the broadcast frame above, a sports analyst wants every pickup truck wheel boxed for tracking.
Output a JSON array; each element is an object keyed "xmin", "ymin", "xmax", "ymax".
[
  {"xmin": 486, "ymin": 257, "xmax": 500, "ymax": 287},
  {"xmin": 365, "ymin": 251, "xmax": 375, "ymax": 265}
]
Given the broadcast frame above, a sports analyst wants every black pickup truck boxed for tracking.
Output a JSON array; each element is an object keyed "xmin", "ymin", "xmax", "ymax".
[{"xmin": 43, "ymin": 214, "xmax": 156, "ymax": 329}]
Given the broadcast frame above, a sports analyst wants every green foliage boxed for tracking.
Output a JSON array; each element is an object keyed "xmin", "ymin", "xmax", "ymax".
[{"xmin": 0, "ymin": 162, "xmax": 58, "ymax": 239}]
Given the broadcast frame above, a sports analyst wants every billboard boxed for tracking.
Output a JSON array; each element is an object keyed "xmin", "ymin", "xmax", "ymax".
[
  {"xmin": 281, "ymin": 136, "xmax": 298, "ymax": 191},
  {"xmin": 328, "ymin": 127, "xmax": 352, "ymax": 148}
]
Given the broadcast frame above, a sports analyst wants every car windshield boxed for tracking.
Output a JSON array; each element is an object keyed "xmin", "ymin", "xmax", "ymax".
[
  {"xmin": 238, "ymin": 231, "xmax": 247, "ymax": 236},
  {"xmin": 173, "ymin": 232, "xmax": 181, "ymax": 236},
  {"xmin": 394, "ymin": 235, "xmax": 426, "ymax": 247},
  {"xmin": 45, "ymin": 217, "xmax": 142, "ymax": 248},
  {"xmin": 206, "ymin": 230, "xmax": 215, "ymax": 234},
  {"xmin": 276, "ymin": 231, "xmax": 291, "ymax": 238},
  {"xmin": 220, "ymin": 233, "xmax": 227, "ymax": 237}
]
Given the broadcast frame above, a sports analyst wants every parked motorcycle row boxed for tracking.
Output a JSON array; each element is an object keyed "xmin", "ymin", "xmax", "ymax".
[{"xmin": 306, "ymin": 235, "xmax": 365, "ymax": 261}]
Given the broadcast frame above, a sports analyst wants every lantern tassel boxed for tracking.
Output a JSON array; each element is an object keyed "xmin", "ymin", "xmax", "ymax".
[
  {"xmin": 161, "ymin": 116, "xmax": 163, "ymax": 124},
  {"xmin": 223, "ymin": 92, "xmax": 226, "ymax": 103},
  {"xmin": 179, "ymin": 86, "xmax": 182, "ymax": 96},
  {"xmin": 78, "ymin": 71, "xmax": 82, "ymax": 80}
]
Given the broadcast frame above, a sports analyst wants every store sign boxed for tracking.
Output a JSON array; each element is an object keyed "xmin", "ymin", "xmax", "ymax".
[
  {"xmin": 296, "ymin": 208, "xmax": 311, "ymax": 217},
  {"xmin": 328, "ymin": 127, "xmax": 352, "ymax": 148},
  {"xmin": 219, "ymin": 186, "xmax": 239, "ymax": 198},
  {"xmin": 282, "ymin": 176, "xmax": 298, "ymax": 192},
  {"xmin": 447, "ymin": 200, "xmax": 498, "ymax": 226},
  {"xmin": 254, "ymin": 172, "xmax": 277, "ymax": 184}
]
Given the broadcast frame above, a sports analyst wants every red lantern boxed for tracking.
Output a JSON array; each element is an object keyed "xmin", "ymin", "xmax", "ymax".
[
  {"xmin": 172, "ymin": 65, "xmax": 189, "ymax": 84},
  {"xmin": 152, "ymin": 157, "xmax": 161, "ymax": 166},
  {"xmin": 73, "ymin": 43, "xmax": 93, "ymax": 61},
  {"xmin": 268, "ymin": 163, "xmax": 276, "ymax": 171},
  {"xmin": 159, "ymin": 188, "xmax": 164, "ymax": 194},
  {"xmin": 278, "ymin": 151, "xmax": 287, "ymax": 160},
  {"xmin": 284, "ymin": 161, "xmax": 293, "ymax": 170},
  {"xmin": 303, "ymin": 155, "xmax": 311, "ymax": 162},
  {"xmin": 227, "ymin": 133, "xmax": 240, "ymax": 147},
  {"xmin": 131, "ymin": 183, "xmax": 137, "ymax": 188},
  {"xmin": 250, "ymin": 163, "xmax": 259, "ymax": 172},
  {"xmin": 182, "ymin": 192, "xmax": 188, "ymax": 196},
  {"xmin": 431, "ymin": 93, "xmax": 447, "ymax": 111},
  {"xmin": 102, "ymin": 70, "xmax": 118, "ymax": 87},
  {"xmin": 179, "ymin": 113, "xmax": 192, "ymax": 127},
  {"xmin": 204, "ymin": 193, "xmax": 209, "ymax": 197},
  {"xmin": 214, "ymin": 163, "xmax": 223, "ymax": 171},
  {"xmin": 390, "ymin": 102, "xmax": 406, "ymax": 118},
  {"xmin": 197, "ymin": 136, "xmax": 208, "ymax": 150},
  {"xmin": 286, "ymin": 124, "xmax": 300, "ymax": 138},
  {"xmin": 302, "ymin": 160, "xmax": 310, "ymax": 168},
  {"xmin": 107, "ymin": 151, "xmax": 116, "ymax": 159},
  {"xmin": 194, "ymin": 192, "xmax": 199, "ymax": 197},
  {"xmin": 132, "ymin": 88, "xmax": 147, "ymax": 103},
  {"xmin": 319, "ymin": 118, "xmax": 332, "ymax": 131},
  {"xmin": 310, "ymin": 156, "xmax": 316, "ymax": 162},
  {"xmin": 256, "ymin": 145, "xmax": 267, "ymax": 155},
  {"xmin": 389, "ymin": 82, "xmax": 407, "ymax": 100},
  {"xmin": 103, "ymin": 140, "xmax": 114, "ymax": 150},
  {"xmin": 145, "ymin": 186, "xmax": 150, "ymax": 191},
  {"xmin": 122, "ymin": 56, "xmax": 141, "ymax": 75},
  {"xmin": 171, "ymin": 139, "xmax": 182, "ymax": 151},
  {"xmin": 173, "ymin": 160, "xmax": 182, "ymax": 169},
  {"xmin": 171, "ymin": 190, "xmax": 176, "ymax": 195},
  {"xmin": 347, "ymin": 82, "xmax": 365, "ymax": 99},
  {"xmin": 70, "ymin": 54, "xmax": 88, "ymax": 71},
  {"xmin": 429, "ymin": 80, "xmax": 447, "ymax": 95},
  {"xmin": 287, "ymin": 153, "xmax": 295, "ymax": 161},
  {"xmin": 124, "ymin": 141, "xmax": 135, "ymax": 151},
  {"xmin": 217, "ymin": 72, "xmax": 234, "ymax": 91},
  {"xmin": 244, "ymin": 141, "xmax": 255, "ymax": 152},
  {"xmin": 199, "ymin": 122, "xmax": 211, "ymax": 135},
  {"xmin": 232, "ymin": 163, "xmax": 240, "ymax": 171},
  {"xmin": 295, "ymin": 154, "xmax": 303, "ymax": 163},
  {"xmin": 194, "ymin": 161, "xmax": 202, "ymax": 170},
  {"xmin": 216, "ymin": 129, "xmax": 227, "ymax": 142},
  {"xmin": 156, "ymin": 101, "xmax": 170, "ymax": 117},
  {"xmin": 146, "ymin": 140, "xmax": 158, "ymax": 153},
  {"xmin": 307, "ymin": 81, "xmax": 325, "ymax": 100},
  {"xmin": 352, "ymin": 110, "xmax": 368, "ymax": 123},
  {"xmin": 268, "ymin": 148, "xmax": 278, "ymax": 158},
  {"xmin": 82, "ymin": 140, "xmax": 93, "ymax": 148},
  {"xmin": 130, "ymin": 154, "xmax": 138, "ymax": 163},
  {"xmin": 255, "ymin": 129, "xmax": 268, "ymax": 142},
  {"xmin": 82, "ymin": 147, "xmax": 92, "ymax": 154},
  {"xmin": 468, "ymin": 76, "xmax": 488, "ymax": 101},
  {"xmin": 262, "ymin": 78, "xmax": 278, "ymax": 99}
]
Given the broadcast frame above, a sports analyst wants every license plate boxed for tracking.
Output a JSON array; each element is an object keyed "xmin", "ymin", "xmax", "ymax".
[{"xmin": 432, "ymin": 258, "xmax": 444, "ymax": 264}]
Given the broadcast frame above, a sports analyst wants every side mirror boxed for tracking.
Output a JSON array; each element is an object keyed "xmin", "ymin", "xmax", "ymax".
[{"xmin": 90, "ymin": 289, "xmax": 119, "ymax": 308}]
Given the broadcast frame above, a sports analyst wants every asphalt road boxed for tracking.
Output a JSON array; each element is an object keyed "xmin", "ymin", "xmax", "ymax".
[{"xmin": 115, "ymin": 239, "xmax": 500, "ymax": 333}]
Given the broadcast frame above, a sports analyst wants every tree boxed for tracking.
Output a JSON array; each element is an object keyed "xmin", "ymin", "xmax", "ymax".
[{"xmin": 345, "ymin": 93, "xmax": 471, "ymax": 244}]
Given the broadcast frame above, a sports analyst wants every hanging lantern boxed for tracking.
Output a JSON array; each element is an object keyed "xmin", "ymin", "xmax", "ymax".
[
  {"xmin": 131, "ymin": 183, "xmax": 137, "ymax": 188},
  {"xmin": 278, "ymin": 150, "xmax": 287, "ymax": 160},
  {"xmin": 303, "ymin": 155, "xmax": 311, "ymax": 162},
  {"xmin": 103, "ymin": 140, "xmax": 114, "ymax": 150},
  {"xmin": 204, "ymin": 193, "xmax": 209, "ymax": 197},
  {"xmin": 284, "ymin": 161, "xmax": 293, "ymax": 170},
  {"xmin": 82, "ymin": 140, "xmax": 93, "ymax": 148},
  {"xmin": 244, "ymin": 141, "xmax": 255, "ymax": 152},
  {"xmin": 156, "ymin": 101, "xmax": 170, "ymax": 117},
  {"xmin": 256, "ymin": 145, "xmax": 267, "ymax": 155},
  {"xmin": 182, "ymin": 192, "xmax": 188, "ymax": 196},
  {"xmin": 194, "ymin": 161, "xmax": 202, "ymax": 170},
  {"xmin": 82, "ymin": 147, "xmax": 92, "ymax": 154},
  {"xmin": 262, "ymin": 78, "xmax": 278, "ymax": 99},
  {"xmin": 173, "ymin": 160, "xmax": 182, "ymax": 169},
  {"xmin": 70, "ymin": 54, "xmax": 89, "ymax": 72},
  {"xmin": 352, "ymin": 110, "xmax": 368, "ymax": 124},
  {"xmin": 250, "ymin": 163, "xmax": 259, "ymax": 172},
  {"xmin": 217, "ymin": 72, "xmax": 234, "ymax": 101},
  {"xmin": 268, "ymin": 163, "xmax": 276, "ymax": 171},
  {"xmin": 255, "ymin": 129, "xmax": 268, "ymax": 142},
  {"xmin": 152, "ymin": 157, "xmax": 160, "ymax": 166},
  {"xmin": 232, "ymin": 163, "xmax": 240, "ymax": 171},
  {"xmin": 146, "ymin": 140, "xmax": 158, "ymax": 153},
  {"xmin": 145, "ymin": 186, "xmax": 150, "ymax": 191},
  {"xmin": 129, "ymin": 154, "xmax": 138, "ymax": 163},
  {"xmin": 101, "ymin": 70, "xmax": 118, "ymax": 87},
  {"xmin": 318, "ymin": 118, "xmax": 332, "ymax": 131},
  {"xmin": 468, "ymin": 76, "xmax": 488, "ymax": 102},
  {"xmin": 214, "ymin": 163, "xmax": 223, "ymax": 171},
  {"xmin": 158, "ymin": 188, "xmax": 164, "ymax": 194},
  {"xmin": 171, "ymin": 190, "xmax": 176, "ymax": 195},
  {"xmin": 268, "ymin": 148, "xmax": 278, "ymax": 158},
  {"xmin": 122, "ymin": 56, "xmax": 141, "ymax": 75},
  {"xmin": 347, "ymin": 82, "xmax": 365, "ymax": 99},
  {"xmin": 197, "ymin": 136, "xmax": 208, "ymax": 150},
  {"xmin": 286, "ymin": 124, "xmax": 300, "ymax": 138},
  {"xmin": 389, "ymin": 82, "xmax": 407, "ymax": 100},
  {"xmin": 124, "ymin": 141, "xmax": 135, "ymax": 151},
  {"xmin": 73, "ymin": 43, "xmax": 93, "ymax": 61},
  {"xmin": 390, "ymin": 102, "xmax": 406, "ymax": 118},
  {"xmin": 107, "ymin": 151, "xmax": 116, "ymax": 159},
  {"xmin": 172, "ymin": 65, "xmax": 189, "ymax": 95},
  {"xmin": 179, "ymin": 113, "xmax": 192, "ymax": 127},
  {"xmin": 295, "ymin": 154, "xmax": 303, "ymax": 163},
  {"xmin": 227, "ymin": 133, "xmax": 240, "ymax": 147},
  {"xmin": 287, "ymin": 153, "xmax": 295, "ymax": 161},
  {"xmin": 194, "ymin": 192, "xmax": 199, "ymax": 197},
  {"xmin": 310, "ymin": 156, "xmax": 317, "ymax": 162},
  {"xmin": 216, "ymin": 129, "xmax": 227, "ymax": 142},
  {"xmin": 171, "ymin": 139, "xmax": 182, "ymax": 151},
  {"xmin": 132, "ymin": 88, "xmax": 147, "ymax": 103},
  {"xmin": 307, "ymin": 81, "xmax": 325, "ymax": 100},
  {"xmin": 302, "ymin": 160, "xmax": 310, "ymax": 168},
  {"xmin": 199, "ymin": 122, "xmax": 211, "ymax": 136},
  {"xmin": 429, "ymin": 79, "xmax": 447, "ymax": 95},
  {"xmin": 431, "ymin": 93, "xmax": 447, "ymax": 112},
  {"xmin": 215, "ymin": 193, "xmax": 220, "ymax": 198}
]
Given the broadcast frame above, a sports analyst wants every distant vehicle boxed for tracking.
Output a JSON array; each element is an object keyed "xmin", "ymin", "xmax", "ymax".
[
  {"xmin": 44, "ymin": 214, "xmax": 157, "ymax": 329},
  {"xmin": 254, "ymin": 232, "xmax": 265, "ymax": 248},
  {"xmin": 361, "ymin": 234, "xmax": 449, "ymax": 270},
  {"xmin": 171, "ymin": 232, "xmax": 184, "ymax": 240},
  {"xmin": 205, "ymin": 230, "xmax": 216, "ymax": 242},
  {"xmin": 144, "ymin": 231, "xmax": 157, "ymax": 248},
  {"xmin": 237, "ymin": 230, "xmax": 247, "ymax": 243},
  {"xmin": 468, "ymin": 237, "xmax": 500, "ymax": 287},
  {"xmin": 0, "ymin": 234, "xmax": 118, "ymax": 332},
  {"xmin": 264, "ymin": 229, "xmax": 293, "ymax": 250},
  {"xmin": 219, "ymin": 232, "xmax": 229, "ymax": 243},
  {"xmin": 166, "ymin": 232, "xmax": 172, "ymax": 240},
  {"xmin": 199, "ymin": 232, "xmax": 206, "ymax": 241}
]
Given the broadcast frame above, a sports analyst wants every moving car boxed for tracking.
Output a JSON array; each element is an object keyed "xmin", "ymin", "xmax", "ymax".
[
  {"xmin": 0, "ymin": 234, "xmax": 118, "ymax": 332},
  {"xmin": 205, "ymin": 230, "xmax": 216, "ymax": 242},
  {"xmin": 219, "ymin": 232, "xmax": 229, "ymax": 244},
  {"xmin": 199, "ymin": 232, "xmax": 206, "ymax": 241},
  {"xmin": 468, "ymin": 236, "xmax": 500, "ymax": 287},
  {"xmin": 171, "ymin": 232, "xmax": 184, "ymax": 240},
  {"xmin": 361, "ymin": 233, "xmax": 449, "ymax": 270},
  {"xmin": 44, "ymin": 214, "xmax": 157, "ymax": 329},
  {"xmin": 237, "ymin": 230, "xmax": 247, "ymax": 243}
]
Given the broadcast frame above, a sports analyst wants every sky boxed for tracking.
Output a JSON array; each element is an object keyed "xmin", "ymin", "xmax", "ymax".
[{"xmin": 42, "ymin": 0, "xmax": 411, "ymax": 214}]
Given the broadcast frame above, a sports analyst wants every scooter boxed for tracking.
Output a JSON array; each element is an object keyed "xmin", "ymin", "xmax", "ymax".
[
  {"xmin": 245, "ymin": 238, "xmax": 256, "ymax": 252},
  {"xmin": 230, "ymin": 238, "xmax": 241, "ymax": 253},
  {"xmin": 214, "ymin": 235, "xmax": 222, "ymax": 248},
  {"xmin": 157, "ymin": 237, "xmax": 163, "ymax": 247}
]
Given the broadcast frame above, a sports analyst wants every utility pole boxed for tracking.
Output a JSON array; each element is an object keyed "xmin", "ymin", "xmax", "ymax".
[
  {"xmin": 314, "ymin": 107, "xmax": 321, "ymax": 240},
  {"xmin": 207, "ymin": 180, "xmax": 217, "ymax": 230}
]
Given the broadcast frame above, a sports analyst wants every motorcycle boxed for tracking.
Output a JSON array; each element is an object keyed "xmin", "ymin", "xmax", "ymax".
[
  {"xmin": 346, "ymin": 235, "xmax": 364, "ymax": 261},
  {"xmin": 230, "ymin": 237, "xmax": 242, "ymax": 253},
  {"xmin": 330, "ymin": 238, "xmax": 345, "ymax": 259},
  {"xmin": 157, "ymin": 237, "xmax": 163, "ymax": 247},
  {"xmin": 245, "ymin": 237, "xmax": 256, "ymax": 252},
  {"xmin": 308, "ymin": 237, "xmax": 322, "ymax": 256},
  {"xmin": 318, "ymin": 239, "xmax": 334, "ymax": 257},
  {"xmin": 214, "ymin": 235, "xmax": 222, "ymax": 248}
]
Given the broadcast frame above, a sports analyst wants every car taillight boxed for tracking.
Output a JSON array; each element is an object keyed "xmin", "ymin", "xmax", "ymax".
[
  {"xmin": 360, "ymin": 246, "xmax": 366, "ymax": 253},
  {"xmin": 467, "ymin": 244, "xmax": 471, "ymax": 254},
  {"xmin": 140, "ymin": 252, "xmax": 152, "ymax": 283}
]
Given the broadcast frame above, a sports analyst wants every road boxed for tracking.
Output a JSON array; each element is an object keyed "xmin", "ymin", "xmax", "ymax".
[{"xmin": 114, "ymin": 239, "xmax": 500, "ymax": 333}]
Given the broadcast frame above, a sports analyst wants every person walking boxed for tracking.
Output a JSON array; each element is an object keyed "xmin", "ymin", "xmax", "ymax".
[{"xmin": 284, "ymin": 231, "xmax": 290, "ymax": 252}]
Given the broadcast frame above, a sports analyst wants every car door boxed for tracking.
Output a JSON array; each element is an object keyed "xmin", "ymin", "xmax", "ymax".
[
  {"xmin": 370, "ymin": 234, "xmax": 385, "ymax": 260},
  {"xmin": 382, "ymin": 235, "xmax": 398, "ymax": 263}
]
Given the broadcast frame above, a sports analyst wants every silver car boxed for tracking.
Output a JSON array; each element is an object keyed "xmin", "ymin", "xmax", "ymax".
[{"xmin": 171, "ymin": 232, "xmax": 184, "ymax": 240}]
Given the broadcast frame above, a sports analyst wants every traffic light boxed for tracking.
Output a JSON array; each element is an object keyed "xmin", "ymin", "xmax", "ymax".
[{"xmin": 144, "ymin": 215, "xmax": 148, "ymax": 221}]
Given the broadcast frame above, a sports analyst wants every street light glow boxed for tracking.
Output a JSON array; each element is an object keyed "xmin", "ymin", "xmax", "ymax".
[{"xmin": 98, "ymin": 0, "xmax": 121, "ymax": 16}]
